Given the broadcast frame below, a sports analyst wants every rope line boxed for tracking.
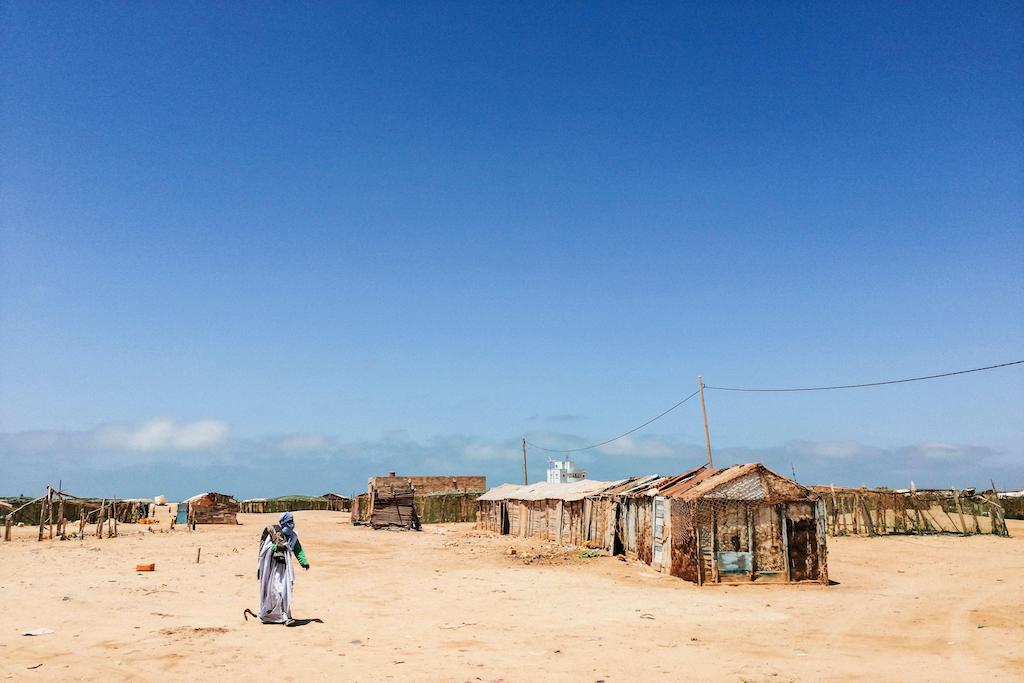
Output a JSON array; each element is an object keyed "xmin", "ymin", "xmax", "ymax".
[
  {"xmin": 704, "ymin": 359, "xmax": 1024, "ymax": 393},
  {"xmin": 525, "ymin": 389, "xmax": 700, "ymax": 454}
]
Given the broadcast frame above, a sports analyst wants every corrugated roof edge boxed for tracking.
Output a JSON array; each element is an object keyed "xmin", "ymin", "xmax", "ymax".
[
  {"xmin": 476, "ymin": 479, "xmax": 625, "ymax": 502},
  {"xmin": 669, "ymin": 463, "xmax": 816, "ymax": 502}
]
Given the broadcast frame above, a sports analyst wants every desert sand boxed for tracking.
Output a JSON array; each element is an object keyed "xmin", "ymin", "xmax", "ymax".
[{"xmin": 1, "ymin": 512, "xmax": 1021, "ymax": 682}]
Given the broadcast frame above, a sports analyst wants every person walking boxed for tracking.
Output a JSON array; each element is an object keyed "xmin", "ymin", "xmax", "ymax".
[{"xmin": 256, "ymin": 511, "xmax": 310, "ymax": 625}]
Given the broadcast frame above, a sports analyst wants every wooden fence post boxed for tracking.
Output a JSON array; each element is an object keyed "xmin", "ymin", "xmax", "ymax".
[
  {"xmin": 951, "ymin": 488, "xmax": 968, "ymax": 535},
  {"xmin": 56, "ymin": 494, "xmax": 66, "ymax": 540},
  {"xmin": 95, "ymin": 500, "xmax": 105, "ymax": 539},
  {"xmin": 38, "ymin": 487, "xmax": 50, "ymax": 541},
  {"xmin": 859, "ymin": 486, "xmax": 876, "ymax": 537},
  {"xmin": 48, "ymin": 487, "xmax": 54, "ymax": 541}
]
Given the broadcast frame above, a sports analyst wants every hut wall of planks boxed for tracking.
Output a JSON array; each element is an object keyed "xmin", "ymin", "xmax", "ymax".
[
  {"xmin": 368, "ymin": 480, "xmax": 420, "ymax": 530},
  {"xmin": 185, "ymin": 492, "xmax": 240, "ymax": 525}
]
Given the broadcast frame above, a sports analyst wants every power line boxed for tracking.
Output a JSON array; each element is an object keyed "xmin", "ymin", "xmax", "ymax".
[
  {"xmin": 705, "ymin": 359, "xmax": 1024, "ymax": 393},
  {"xmin": 524, "ymin": 359, "xmax": 1023, "ymax": 453},
  {"xmin": 526, "ymin": 389, "xmax": 700, "ymax": 454}
]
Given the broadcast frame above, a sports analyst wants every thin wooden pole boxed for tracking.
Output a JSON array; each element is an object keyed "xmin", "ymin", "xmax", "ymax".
[
  {"xmin": 57, "ymin": 493, "xmax": 66, "ymax": 540},
  {"xmin": 48, "ymin": 486, "xmax": 54, "ymax": 541},
  {"xmin": 521, "ymin": 437, "xmax": 528, "ymax": 485},
  {"xmin": 698, "ymin": 376, "xmax": 713, "ymax": 468},
  {"xmin": 38, "ymin": 486, "xmax": 49, "ymax": 541},
  {"xmin": 709, "ymin": 507, "xmax": 719, "ymax": 583},
  {"xmin": 989, "ymin": 480, "xmax": 1008, "ymax": 537},
  {"xmin": 859, "ymin": 486, "xmax": 876, "ymax": 536},
  {"xmin": 779, "ymin": 504, "xmax": 791, "ymax": 582},
  {"xmin": 951, "ymin": 487, "xmax": 967, "ymax": 535}
]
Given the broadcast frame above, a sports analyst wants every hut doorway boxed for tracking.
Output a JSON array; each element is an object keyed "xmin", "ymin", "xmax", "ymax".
[
  {"xmin": 785, "ymin": 503, "xmax": 821, "ymax": 581},
  {"xmin": 652, "ymin": 497, "xmax": 667, "ymax": 565},
  {"xmin": 500, "ymin": 501, "xmax": 510, "ymax": 535},
  {"xmin": 612, "ymin": 504, "xmax": 624, "ymax": 556}
]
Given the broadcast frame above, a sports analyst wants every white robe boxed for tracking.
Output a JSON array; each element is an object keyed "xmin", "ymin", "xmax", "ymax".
[{"xmin": 257, "ymin": 534, "xmax": 294, "ymax": 624}]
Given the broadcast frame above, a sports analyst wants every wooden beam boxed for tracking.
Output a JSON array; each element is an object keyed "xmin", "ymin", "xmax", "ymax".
[
  {"xmin": 779, "ymin": 504, "xmax": 791, "ymax": 582},
  {"xmin": 951, "ymin": 487, "xmax": 968, "ymax": 535},
  {"xmin": 709, "ymin": 508, "xmax": 719, "ymax": 583},
  {"xmin": 37, "ymin": 487, "xmax": 50, "ymax": 542},
  {"xmin": 858, "ymin": 487, "xmax": 876, "ymax": 537}
]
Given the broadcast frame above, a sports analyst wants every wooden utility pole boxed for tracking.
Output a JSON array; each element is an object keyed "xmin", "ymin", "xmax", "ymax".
[
  {"xmin": 698, "ymin": 376, "xmax": 713, "ymax": 468},
  {"xmin": 521, "ymin": 437, "xmax": 529, "ymax": 485}
]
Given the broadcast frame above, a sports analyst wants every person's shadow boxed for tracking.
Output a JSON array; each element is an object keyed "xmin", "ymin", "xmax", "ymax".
[{"xmin": 286, "ymin": 618, "xmax": 323, "ymax": 627}]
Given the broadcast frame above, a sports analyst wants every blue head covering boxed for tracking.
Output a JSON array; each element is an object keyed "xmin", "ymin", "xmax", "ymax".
[{"xmin": 279, "ymin": 511, "xmax": 298, "ymax": 550}]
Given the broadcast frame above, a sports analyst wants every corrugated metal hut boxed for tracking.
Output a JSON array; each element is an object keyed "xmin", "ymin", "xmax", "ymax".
[
  {"xmin": 478, "ymin": 479, "xmax": 621, "ymax": 544},
  {"xmin": 583, "ymin": 468, "xmax": 708, "ymax": 566},
  {"xmin": 185, "ymin": 492, "xmax": 240, "ymax": 525},
  {"xmin": 663, "ymin": 463, "xmax": 827, "ymax": 585}
]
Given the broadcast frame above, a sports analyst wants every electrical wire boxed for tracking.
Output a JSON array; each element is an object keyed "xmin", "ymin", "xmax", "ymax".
[
  {"xmin": 525, "ymin": 389, "xmax": 700, "ymax": 453},
  {"xmin": 524, "ymin": 359, "xmax": 1023, "ymax": 453},
  {"xmin": 704, "ymin": 359, "xmax": 1024, "ymax": 393}
]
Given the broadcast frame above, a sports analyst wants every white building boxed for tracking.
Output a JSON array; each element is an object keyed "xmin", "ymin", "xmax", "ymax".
[{"xmin": 547, "ymin": 458, "xmax": 587, "ymax": 484}]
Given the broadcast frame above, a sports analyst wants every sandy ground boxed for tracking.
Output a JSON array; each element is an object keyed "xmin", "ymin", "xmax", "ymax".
[{"xmin": 1, "ymin": 513, "xmax": 1022, "ymax": 682}]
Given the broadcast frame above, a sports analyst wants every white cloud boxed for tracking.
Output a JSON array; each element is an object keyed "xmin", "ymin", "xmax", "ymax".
[
  {"xmin": 94, "ymin": 418, "xmax": 230, "ymax": 452},
  {"xmin": 1, "ymin": 421, "xmax": 1019, "ymax": 497},
  {"xmin": 782, "ymin": 440, "xmax": 884, "ymax": 460},
  {"xmin": 910, "ymin": 442, "xmax": 967, "ymax": 459},
  {"xmin": 269, "ymin": 433, "xmax": 336, "ymax": 453},
  {"xmin": 595, "ymin": 435, "xmax": 676, "ymax": 458}
]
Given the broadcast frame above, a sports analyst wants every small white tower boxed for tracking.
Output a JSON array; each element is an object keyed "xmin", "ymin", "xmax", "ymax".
[{"xmin": 547, "ymin": 458, "xmax": 587, "ymax": 484}]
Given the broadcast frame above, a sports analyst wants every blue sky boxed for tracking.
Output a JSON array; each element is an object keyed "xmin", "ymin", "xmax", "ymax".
[{"xmin": 2, "ymin": 2, "xmax": 1022, "ymax": 499}]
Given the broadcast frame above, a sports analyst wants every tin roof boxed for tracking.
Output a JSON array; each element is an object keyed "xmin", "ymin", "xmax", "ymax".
[
  {"xmin": 477, "ymin": 479, "xmax": 623, "ymax": 502},
  {"xmin": 184, "ymin": 491, "xmax": 238, "ymax": 503},
  {"xmin": 667, "ymin": 463, "xmax": 815, "ymax": 502}
]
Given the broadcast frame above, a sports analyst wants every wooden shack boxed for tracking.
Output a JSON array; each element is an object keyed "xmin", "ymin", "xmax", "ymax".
[
  {"xmin": 368, "ymin": 479, "xmax": 420, "ymax": 530},
  {"xmin": 664, "ymin": 464, "xmax": 828, "ymax": 585},
  {"xmin": 185, "ymin": 492, "xmax": 239, "ymax": 525},
  {"xmin": 477, "ymin": 479, "xmax": 620, "ymax": 544}
]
